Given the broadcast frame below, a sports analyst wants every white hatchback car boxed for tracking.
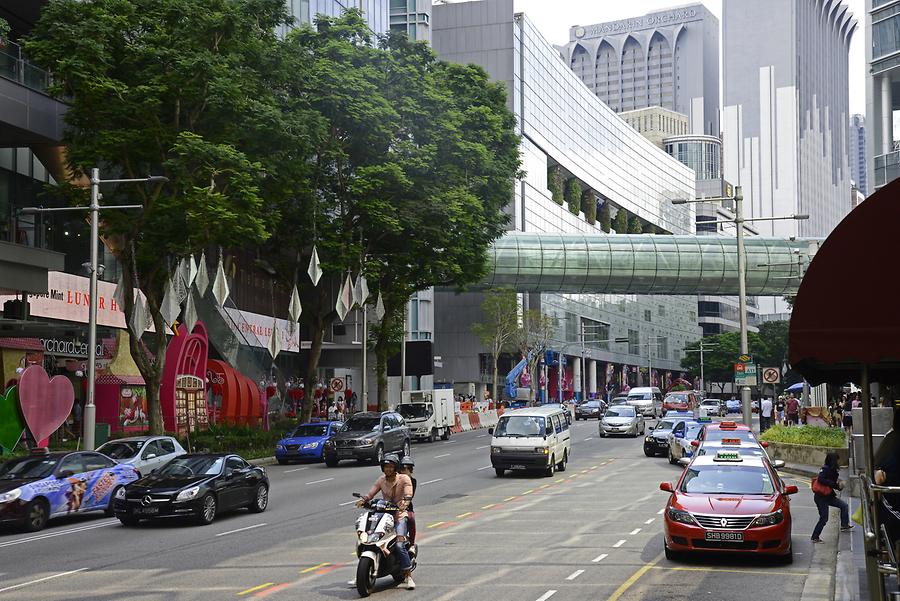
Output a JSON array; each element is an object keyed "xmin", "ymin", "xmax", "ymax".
[{"xmin": 96, "ymin": 436, "xmax": 186, "ymax": 476}]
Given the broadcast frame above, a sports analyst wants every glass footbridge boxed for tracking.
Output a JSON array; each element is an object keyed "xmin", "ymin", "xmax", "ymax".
[{"xmin": 479, "ymin": 233, "xmax": 821, "ymax": 296}]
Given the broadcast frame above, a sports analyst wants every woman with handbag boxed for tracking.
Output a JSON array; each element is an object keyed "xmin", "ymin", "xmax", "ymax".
[{"xmin": 811, "ymin": 451, "xmax": 852, "ymax": 543}]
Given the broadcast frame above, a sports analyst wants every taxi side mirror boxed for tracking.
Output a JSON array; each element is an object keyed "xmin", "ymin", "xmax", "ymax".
[
  {"xmin": 659, "ymin": 482, "xmax": 674, "ymax": 492},
  {"xmin": 760, "ymin": 441, "xmax": 769, "ymax": 448},
  {"xmin": 690, "ymin": 440, "xmax": 700, "ymax": 447},
  {"xmin": 784, "ymin": 485, "xmax": 799, "ymax": 495},
  {"xmin": 772, "ymin": 459, "xmax": 785, "ymax": 469}
]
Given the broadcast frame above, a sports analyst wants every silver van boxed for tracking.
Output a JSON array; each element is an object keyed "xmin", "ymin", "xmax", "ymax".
[{"xmin": 626, "ymin": 387, "xmax": 663, "ymax": 419}]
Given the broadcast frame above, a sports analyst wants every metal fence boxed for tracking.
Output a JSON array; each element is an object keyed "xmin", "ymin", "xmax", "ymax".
[{"xmin": 0, "ymin": 39, "xmax": 51, "ymax": 93}]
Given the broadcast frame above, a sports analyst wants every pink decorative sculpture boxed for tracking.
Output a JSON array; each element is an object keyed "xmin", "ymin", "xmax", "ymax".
[{"xmin": 18, "ymin": 365, "xmax": 74, "ymax": 446}]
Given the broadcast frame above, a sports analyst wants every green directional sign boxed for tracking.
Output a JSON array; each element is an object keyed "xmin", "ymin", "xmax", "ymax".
[{"xmin": 734, "ymin": 362, "xmax": 757, "ymax": 386}]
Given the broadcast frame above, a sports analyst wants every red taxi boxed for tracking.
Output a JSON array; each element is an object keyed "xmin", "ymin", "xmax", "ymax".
[
  {"xmin": 662, "ymin": 392, "xmax": 695, "ymax": 414},
  {"xmin": 659, "ymin": 450, "xmax": 797, "ymax": 562}
]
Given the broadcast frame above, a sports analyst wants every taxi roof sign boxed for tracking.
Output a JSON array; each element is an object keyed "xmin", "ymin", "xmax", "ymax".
[
  {"xmin": 721, "ymin": 438, "xmax": 742, "ymax": 445},
  {"xmin": 713, "ymin": 450, "xmax": 743, "ymax": 462},
  {"xmin": 718, "ymin": 421, "xmax": 738, "ymax": 430}
]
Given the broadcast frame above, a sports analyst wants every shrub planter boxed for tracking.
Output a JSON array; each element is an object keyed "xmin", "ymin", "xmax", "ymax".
[{"xmin": 765, "ymin": 441, "xmax": 849, "ymax": 468}]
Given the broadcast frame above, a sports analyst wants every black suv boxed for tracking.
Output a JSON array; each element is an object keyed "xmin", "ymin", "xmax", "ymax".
[{"xmin": 323, "ymin": 411, "xmax": 411, "ymax": 467}]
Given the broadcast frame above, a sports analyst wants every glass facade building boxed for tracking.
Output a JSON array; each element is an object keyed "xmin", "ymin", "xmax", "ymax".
[
  {"xmin": 867, "ymin": 0, "xmax": 900, "ymax": 191},
  {"xmin": 431, "ymin": 0, "xmax": 704, "ymax": 399},
  {"xmin": 281, "ymin": 0, "xmax": 388, "ymax": 34}
]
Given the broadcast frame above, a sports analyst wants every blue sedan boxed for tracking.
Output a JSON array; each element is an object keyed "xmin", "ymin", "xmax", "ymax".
[
  {"xmin": 725, "ymin": 398, "xmax": 741, "ymax": 413},
  {"xmin": 275, "ymin": 421, "xmax": 339, "ymax": 464},
  {"xmin": 0, "ymin": 450, "xmax": 140, "ymax": 531}
]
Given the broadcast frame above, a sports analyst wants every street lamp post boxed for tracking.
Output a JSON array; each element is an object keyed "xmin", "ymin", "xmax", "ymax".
[
  {"xmin": 685, "ymin": 341, "xmax": 718, "ymax": 394},
  {"xmin": 21, "ymin": 168, "xmax": 167, "ymax": 450},
  {"xmin": 579, "ymin": 321, "xmax": 628, "ymax": 400},
  {"xmin": 672, "ymin": 188, "xmax": 808, "ymax": 427}
]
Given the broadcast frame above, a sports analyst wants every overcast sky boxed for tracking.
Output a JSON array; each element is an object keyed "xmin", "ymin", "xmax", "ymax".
[{"xmin": 513, "ymin": 0, "xmax": 866, "ymax": 118}]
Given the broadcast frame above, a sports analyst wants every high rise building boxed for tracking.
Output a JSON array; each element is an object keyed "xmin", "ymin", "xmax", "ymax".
[
  {"xmin": 432, "ymin": 0, "xmax": 701, "ymax": 401},
  {"xmin": 389, "ymin": 0, "xmax": 431, "ymax": 42},
  {"xmin": 559, "ymin": 3, "xmax": 719, "ymax": 136},
  {"xmin": 850, "ymin": 113, "xmax": 868, "ymax": 195},
  {"xmin": 866, "ymin": 0, "xmax": 899, "ymax": 191},
  {"xmin": 722, "ymin": 0, "xmax": 855, "ymax": 315},
  {"xmin": 281, "ymin": 0, "xmax": 389, "ymax": 35}
]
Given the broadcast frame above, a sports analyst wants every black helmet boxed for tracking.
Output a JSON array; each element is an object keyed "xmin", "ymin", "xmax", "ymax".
[
  {"xmin": 400, "ymin": 455, "xmax": 415, "ymax": 468},
  {"xmin": 381, "ymin": 453, "xmax": 400, "ymax": 468}
]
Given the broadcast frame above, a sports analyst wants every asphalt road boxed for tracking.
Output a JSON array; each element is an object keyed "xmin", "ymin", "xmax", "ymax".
[{"xmin": 0, "ymin": 418, "xmax": 839, "ymax": 601}]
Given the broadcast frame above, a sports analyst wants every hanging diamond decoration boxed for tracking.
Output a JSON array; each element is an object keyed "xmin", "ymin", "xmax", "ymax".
[
  {"xmin": 212, "ymin": 257, "xmax": 230, "ymax": 307},
  {"xmin": 173, "ymin": 261, "xmax": 189, "ymax": 305},
  {"xmin": 335, "ymin": 293, "xmax": 349, "ymax": 322},
  {"xmin": 288, "ymin": 285, "xmax": 302, "ymax": 322},
  {"xmin": 188, "ymin": 255, "xmax": 198, "ymax": 287},
  {"xmin": 342, "ymin": 273, "xmax": 354, "ymax": 311},
  {"xmin": 308, "ymin": 246, "xmax": 322, "ymax": 286},
  {"xmin": 160, "ymin": 276, "xmax": 180, "ymax": 326},
  {"xmin": 194, "ymin": 252, "xmax": 210, "ymax": 295},
  {"xmin": 113, "ymin": 270, "xmax": 126, "ymax": 310},
  {"xmin": 183, "ymin": 291, "xmax": 198, "ymax": 332},
  {"xmin": 355, "ymin": 275, "xmax": 369, "ymax": 306},
  {"xmin": 267, "ymin": 321, "xmax": 281, "ymax": 359},
  {"xmin": 129, "ymin": 294, "xmax": 149, "ymax": 337},
  {"xmin": 374, "ymin": 292, "xmax": 385, "ymax": 320}
]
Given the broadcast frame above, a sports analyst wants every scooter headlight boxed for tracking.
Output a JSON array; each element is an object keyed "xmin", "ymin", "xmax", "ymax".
[{"xmin": 367, "ymin": 532, "xmax": 384, "ymax": 543}]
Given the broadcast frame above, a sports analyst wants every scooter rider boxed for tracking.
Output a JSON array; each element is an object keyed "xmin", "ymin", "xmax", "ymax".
[
  {"xmin": 354, "ymin": 453, "xmax": 415, "ymax": 590},
  {"xmin": 399, "ymin": 455, "xmax": 417, "ymax": 545}
]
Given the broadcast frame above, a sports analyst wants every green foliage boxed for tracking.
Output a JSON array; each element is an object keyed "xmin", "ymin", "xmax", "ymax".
[
  {"xmin": 581, "ymin": 189, "xmax": 597, "ymax": 225},
  {"xmin": 472, "ymin": 288, "xmax": 519, "ymax": 401},
  {"xmin": 756, "ymin": 320, "xmax": 789, "ymax": 369},
  {"xmin": 548, "ymin": 165, "xmax": 564, "ymax": 205},
  {"xmin": 612, "ymin": 207, "xmax": 628, "ymax": 234},
  {"xmin": 642, "ymin": 222, "xmax": 657, "ymax": 234},
  {"xmin": 627, "ymin": 214, "xmax": 643, "ymax": 234},
  {"xmin": 565, "ymin": 178, "xmax": 582, "ymax": 215},
  {"xmin": 680, "ymin": 331, "xmax": 768, "ymax": 387},
  {"xmin": 0, "ymin": 17, "xmax": 9, "ymax": 41},
  {"xmin": 186, "ymin": 422, "xmax": 293, "ymax": 459},
  {"xmin": 598, "ymin": 201, "xmax": 611, "ymax": 233},
  {"xmin": 759, "ymin": 425, "xmax": 847, "ymax": 448}
]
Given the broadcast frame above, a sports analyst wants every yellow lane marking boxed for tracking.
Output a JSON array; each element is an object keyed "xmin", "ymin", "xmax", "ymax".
[
  {"xmin": 457, "ymin": 512, "xmax": 473, "ymax": 518},
  {"xmin": 300, "ymin": 563, "xmax": 329, "ymax": 574},
  {"xmin": 606, "ymin": 554, "xmax": 661, "ymax": 601},
  {"xmin": 481, "ymin": 504, "xmax": 496, "ymax": 509},
  {"xmin": 649, "ymin": 565, "xmax": 808, "ymax": 577},
  {"xmin": 555, "ymin": 478, "xmax": 566, "ymax": 483},
  {"xmin": 427, "ymin": 521, "xmax": 446, "ymax": 529},
  {"xmin": 539, "ymin": 484, "xmax": 550, "ymax": 489},
  {"xmin": 591, "ymin": 465, "xmax": 599, "ymax": 469},
  {"xmin": 504, "ymin": 496, "xmax": 517, "ymax": 502},
  {"xmin": 238, "ymin": 583, "xmax": 274, "ymax": 596},
  {"xmin": 522, "ymin": 489, "xmax": 534, "ymax": 495}
]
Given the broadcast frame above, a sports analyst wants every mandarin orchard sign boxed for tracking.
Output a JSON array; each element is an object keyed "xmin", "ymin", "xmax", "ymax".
[{"xmin": 574, "ymin": 7, "xmax": 698, "ymax": 38}]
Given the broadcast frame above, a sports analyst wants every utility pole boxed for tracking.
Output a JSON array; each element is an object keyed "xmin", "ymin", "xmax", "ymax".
[{"xmin": 686, "ymin": 341, "xmax": 718, "ymax": 394}]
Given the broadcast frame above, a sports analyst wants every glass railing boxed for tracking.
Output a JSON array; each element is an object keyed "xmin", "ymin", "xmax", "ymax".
[
  {"xmin": 0, "ymin": 39, "xmax": 51, "ymax": 93},
  {"xmin": 874, "ymin": 150, "xmax": 900, "ymax": 190}
]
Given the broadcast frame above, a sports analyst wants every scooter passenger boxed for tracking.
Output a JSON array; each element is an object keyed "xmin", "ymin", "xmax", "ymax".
[
  {"xmin": 354, "ymin": 453, "xmax": 415, "ymax": 589},
  {"xmin": 399, "ymin": 455, "xmax": 417, "ymax": 545}
]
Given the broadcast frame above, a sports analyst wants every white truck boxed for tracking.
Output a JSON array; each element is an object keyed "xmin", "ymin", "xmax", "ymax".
[{"xmin": 397, "ymin": 389, "xmax": 455, "ymax": 443}]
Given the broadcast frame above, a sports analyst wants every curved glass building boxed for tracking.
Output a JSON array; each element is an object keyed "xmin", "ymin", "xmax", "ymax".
[{"xmin": 431, "ymin": 0, "xmax": 709, "ymax": 400}]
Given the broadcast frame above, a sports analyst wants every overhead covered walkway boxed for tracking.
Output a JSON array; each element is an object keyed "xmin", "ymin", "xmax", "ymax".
[{"xmin": 480, "ymin": 233, "xmax": 820, "ymax": 296}]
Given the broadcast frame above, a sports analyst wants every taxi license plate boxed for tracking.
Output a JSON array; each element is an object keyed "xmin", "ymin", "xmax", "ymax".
[
  {"xmin": 705, "ymin": 531, "xmax": 743, "ymax": 542},
  {"xmin": 135, "ymin": 507, "xmax": 159, "ymax": 515}
]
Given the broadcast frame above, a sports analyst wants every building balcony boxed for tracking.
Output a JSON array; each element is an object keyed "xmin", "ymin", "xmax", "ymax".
[
  {"xmin": 874, "ymin": 149, "xmax": 900, "ymax": 190},
  {"xmin": 0, "ymin": 39, "xmax": 51, "ymax": 93}
]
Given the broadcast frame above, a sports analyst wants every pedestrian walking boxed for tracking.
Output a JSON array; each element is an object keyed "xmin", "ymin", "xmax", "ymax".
[
  {"xmin": 760, "ymin": 397, "xmax": 773, "ymax": 433},
  {"xmin": 786, "ymin": 395, "xmax": 800, "ymax": 426},
  {"xmin": 811, "ymin": 451, "xmax": 852, "ymax": 543},
  {"xmin": 842, "ymin": 395, "xmax": 854, "ymax": 434},
  {"xmin": 775, "ymin": 396, "xmax": 786, "ymax": 425}
]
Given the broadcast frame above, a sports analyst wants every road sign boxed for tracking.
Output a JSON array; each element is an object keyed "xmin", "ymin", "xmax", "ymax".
[
  {"xmin": 724, "ymin": 181, "xmax": 734, "ymax": 198},
  {"xmin": 734, "ymin": 363, "xmax": 757, "ymax": 386},
  {"xmin": 330, "ymin": 377, "xmax": 345, "ymax": 392},
  {"xmin": 738, "ymin": 354, "xmax": 753, "ymax": 363},
  {"xmin": 762, "ymin": 367, "xmax": 781, "ymax": 384}
]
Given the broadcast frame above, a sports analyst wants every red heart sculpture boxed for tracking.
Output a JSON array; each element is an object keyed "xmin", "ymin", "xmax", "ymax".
[{"xmin": 18, "ymin": 366, "xmax": 74, "ymax": 444}]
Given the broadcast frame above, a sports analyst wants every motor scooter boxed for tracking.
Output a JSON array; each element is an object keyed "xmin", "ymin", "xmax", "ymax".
[{"xmin": 351, "ymin": 493, "xmax": 418, "ymax": 597}]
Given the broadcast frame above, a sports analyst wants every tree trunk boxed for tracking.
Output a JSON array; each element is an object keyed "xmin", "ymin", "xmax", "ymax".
[
  {"xmin": 302, "ymin": 310, "xmax": 326, "ymax": 424},
  {"xmin": 374, "ymin": 304, "xmax": 399, "ymax": 411},
  {"xmin": 491, "ymin": 352, "xmax": 499, "ymax": 404}
]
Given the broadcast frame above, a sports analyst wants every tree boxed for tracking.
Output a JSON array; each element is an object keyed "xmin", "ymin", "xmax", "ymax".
[
  {"xmin": 565, "ymin": 178, "xmax": 582, "ymax": 216},
  {"xmin": 548, "ymin": 165, "xmax": 564, "ymax": 205},
  {"xmin": 512, "ymin": 310, "xmax": 557, "ymax": 403},
  {"xmin": 681, "ymin": 331, "xmax": 768, "ymax": 394},
  {"xmin": 27, "ymin": 0, "xmax": 294, "ymax": 434},
  {"xmin": 598, "ymin": 201, "xmax": 611, "ymax": 233},
  {"xmin": 756, "ymin": 320, "xmax": 789, "ymax": 369},
  {"xmin": 628, "ymin": 214, "xmax": 643, "ymax": 234},
  {"xmin": 581, "ymin": 189, "xmax": 597, "ymax": 225},
  {"xmin": 471, "ymin": 289, "xmax": 519, "ymax": 402},
  {"xmin": 612, "ymin": 207, "xmax": 628, "ymax": 234},
  {"xmin": 642, "ymin": 222, "xmax": 657, "ymax": 234}
]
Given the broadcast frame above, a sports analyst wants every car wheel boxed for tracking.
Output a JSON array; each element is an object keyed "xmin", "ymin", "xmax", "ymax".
[
  {"xmin": 429, "ymin": 428, "xmax": 437, "ymax": 443},
  {"xmin": 644, "ymin": 446, "xmax": 655, "ymax": 457},
  {"xmin": 119, "ymin": 514, "xmax": 140, "ymax": 527},
  {"xmin": 195, "ymin": 494, "xmax": 217, "ymax": 525},
  {"xmin": 324, "ymin": 456, "xmax": 339, "ymax": 468},
  {"xmin": 664, "ymin": 541, "xmax": 681, "ymax": 561},
  {"xmin": 249, "ymin": 484, "xmax": 268, "ymax": 513},
  {"xmin": 545, "ymin": 455, "xmax": 556, "ymax": 477},
  {"xmin": 557, "ymin": 450, "xmax": 568, "ymax": 472},
  {"xmin": 668, "ymin": 451, "xmax": 678, "ymax": 465},
  {"xmin": 277, "ymin": 458, "xmax": 289, "ymax": 465},
  {"xmin": 598, "ymin": 431, "xmax": 606, "ymax": 438},
  {"xmin": 106, "ymin": 486, "xmax": 122, "ymax": 517},
  {"xmin": 780, "ymin": 544, "xmax": 793, "ymax": 564},
  {"xmin": 374, "ymin": 445, "xmax": 384, "ymax": 464},
  {"xmin": 22, "ymin": 498, "xmax": 48, "ymax": 532},
  {"xmin": 441, "ymin": 428, "xmax": 450, "ymax": 441},
  {"xmin": 495, "ymin": 467, "xmax": 504, "ymax": 477}
]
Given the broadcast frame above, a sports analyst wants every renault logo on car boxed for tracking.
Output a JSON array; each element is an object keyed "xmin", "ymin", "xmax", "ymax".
[{"xmin": 720, "ymin": 517, "xmax": 729, "ymax": 528}]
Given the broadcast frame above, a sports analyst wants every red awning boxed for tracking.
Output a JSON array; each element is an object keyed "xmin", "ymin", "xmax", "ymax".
[
  {"xmin": 96, "ymin": 374, "xmax": 145, "ymax": 386},
  {"xmin": 789, "ymin": 177, "xmax": 900, "ymax": 384},
  {"xmin": 0, "ymin": 338, "xmax": 44, "ymax": 351}
]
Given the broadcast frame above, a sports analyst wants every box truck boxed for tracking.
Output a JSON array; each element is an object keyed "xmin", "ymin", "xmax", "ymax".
[{"xmin": 397, "ymin": 389, "xmax": 455, "ymax": 442}]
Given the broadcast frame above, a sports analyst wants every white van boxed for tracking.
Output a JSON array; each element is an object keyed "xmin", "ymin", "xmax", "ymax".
[
  {"xmin": 626, "ymin": 387, "xmax": 663, "ymax": 419},
  {"xmin": 488, "ymin": 406, "xmax": 571, "ymax": 478}
]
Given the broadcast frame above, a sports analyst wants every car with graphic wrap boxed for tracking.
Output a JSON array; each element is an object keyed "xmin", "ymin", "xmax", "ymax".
[{"xmin": 0, "ymin": 450, "xmax": 140, "ymax": 532}]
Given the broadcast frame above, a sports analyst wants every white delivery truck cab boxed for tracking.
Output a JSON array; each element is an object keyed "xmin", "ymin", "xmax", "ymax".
[{"xmin": 397, "ymin": 389, "xmax": 455, "ymax": 442}]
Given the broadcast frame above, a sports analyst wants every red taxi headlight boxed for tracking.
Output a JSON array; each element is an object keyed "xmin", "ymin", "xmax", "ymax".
[
  {"xmin": 667, "ymin": 506, "xmax": 696, "ymax": 525},
  {"xmin": 751, "ymin": 509, "xmax": 784, "ymax": 527}
]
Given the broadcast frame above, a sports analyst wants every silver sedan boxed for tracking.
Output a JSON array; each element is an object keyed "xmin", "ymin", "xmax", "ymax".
[{"xmin": 598, "ymin": 405, "xmax": 645, "ymax": 438}]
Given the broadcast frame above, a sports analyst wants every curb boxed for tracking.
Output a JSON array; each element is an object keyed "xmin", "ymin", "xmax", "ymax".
[
  {"xmin": 799, "ymin": 517, "xmax": 840, "ymax": 601},
  {"xmin": 249, "ymin": 456, "xmax": 278, "ymax": 466},
  {"xmin": 780, "ymin": 465, "xmax": 818, "ymax": 480}
]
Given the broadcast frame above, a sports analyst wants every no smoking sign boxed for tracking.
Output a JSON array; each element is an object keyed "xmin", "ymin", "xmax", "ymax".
[{"xmin": 762, "ymin": 367, "xmax": 781, "ymax": 384}]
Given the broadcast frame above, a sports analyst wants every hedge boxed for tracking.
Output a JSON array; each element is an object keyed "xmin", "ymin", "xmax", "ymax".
[{"xmin": 759, "ymin": 425, "xmax": 847, "ymax": 448}]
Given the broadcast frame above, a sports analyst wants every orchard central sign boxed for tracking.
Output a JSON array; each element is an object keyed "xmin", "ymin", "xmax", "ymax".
[{"xmin": 41, "ymin": 337, "xmax": 103, "ymax": 358}]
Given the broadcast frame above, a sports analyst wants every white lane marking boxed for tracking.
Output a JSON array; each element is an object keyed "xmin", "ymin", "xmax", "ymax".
[
  {"xmin": 592, "ymin": 553, "xmax": 608, "ymax": 563},
  {"xmin": 215, "ymin": 523, "xmax": 267, "ymax": 537},
  {"xmin": 630, "ymin": 528, "xmax": 642, "ymax": 535},
  {"xmin": 584, "ymin": 437, "xmax": 593, "ymax": 441},
  {"xmin": 612, "ymin": 539, "xmax": 626, "ymax": 548},
  {"xmin": 285, "ymin": 467, "xmax": 309, "ymax": 473},
  {"xmin": 306, "ymin": 478, "xmax": 335, "ymax": 485},
  {"xmin": 0, "ymin": 568, "xmax": 88, "ymax": 594},
  {"xmin": 339, "ymin": 500, "xmax": 358, "ymax": 506},
  {"xmin": 0, "ymin": 520, "xmax": 117, "ymax": 548},
  {"xmin": 476, "ymin": 465, "xmax": 493, "ymax": 471},
  {"xmin": 645, "ymin": 518, "xmax": 655, "ymax": 525},
  {"xmin": 420, "ymin": 478, "xmax": 444, "ymax": 486},
  {"xmin": 443, "ymin": 441, "xmax": 456, "ymax": 444},
  {"xmin": 565, "ymin": 570, "xmax": 585, "ymax": 581},
  {"xmin": 535, "ymin": 591, "xmax": 557, "ymax": 601},
  {"xmin": 434, "ymin": 454, "xmax": 452, "ymax": 459},
  {"xmin": 476, "ymin": 445, "xmax": 489, "ymax": 449},
  {"xmin": 657, "ymin": 508, "xmax": 665, "ymax": 514},
  {"xmin": 477, "ymin": 434, "xmax": 487, "ymax": 438}
]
